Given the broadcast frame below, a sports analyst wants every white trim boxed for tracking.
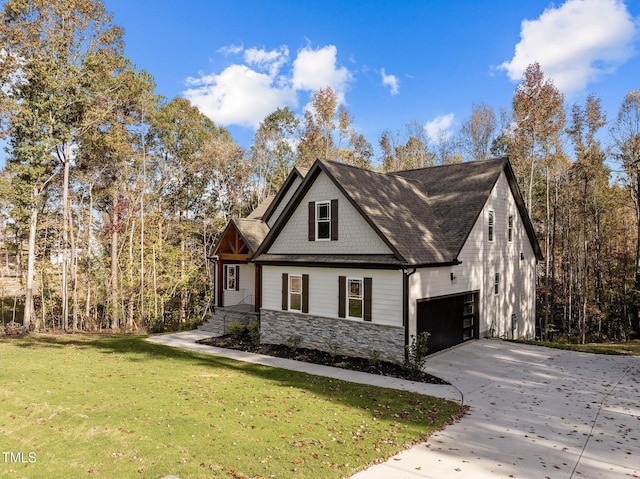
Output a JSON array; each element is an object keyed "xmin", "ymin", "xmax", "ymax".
[
  {"xmin": 315, "ymin": 200, "xmax": 331, "ymax": 241},
  {"xmin": 289, "ymin": 273, "xmax": 303, "ymax": 311},
  {"xmin": 224, "ymin": 264, "xmax": 237, "ymax": 290},
  {"xmin": 346, "ymin": 277, "xmax": 363, "ymax": 319}
]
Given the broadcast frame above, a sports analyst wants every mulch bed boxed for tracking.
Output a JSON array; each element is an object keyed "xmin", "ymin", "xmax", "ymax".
[{"xmin": 197, "ymin": 335, "xmax": 448, "ymax": 385}]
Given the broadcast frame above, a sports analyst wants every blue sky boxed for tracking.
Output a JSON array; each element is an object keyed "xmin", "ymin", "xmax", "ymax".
[{"xmin": 8, "ymin": 0, "xmax": 640, "ymax": 160}]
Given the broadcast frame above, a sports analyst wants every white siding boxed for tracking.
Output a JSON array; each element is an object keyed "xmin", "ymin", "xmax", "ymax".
[
  {"xmin": 222, "ymin": 263, "xmax": 255, "ymax": 306},
  {"xmin": 407, "ymin": 171, "xmax": 537, "ymax": 340},
  {"xmin": 268, "ymin": 172, "xmax": 392, "ymax": 255},
  {"xmin": 262, "ymin": 266, "xmax": 403, "ymax": 327},
  {"xmin": 267, "ymin": 176, "xmax": 303, "ymax": 228}
]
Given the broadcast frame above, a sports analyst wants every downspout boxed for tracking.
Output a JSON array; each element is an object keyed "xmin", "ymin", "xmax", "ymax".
[{"xmin": 402, "ymin": 267, "xmax": 417, "ymax": 359}]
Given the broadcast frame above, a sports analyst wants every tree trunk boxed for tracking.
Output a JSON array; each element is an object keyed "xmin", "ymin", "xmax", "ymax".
[
  {"xmin": 61, "ymin": 157, "xmax": 70, "ymax": 332},
  {"xmin": 110, "ymin": 192, "xmax": 119, "ymax": 330},
  {"xmin": 22, "ymin": 188, "xmax": 39, "ymax": 331}
]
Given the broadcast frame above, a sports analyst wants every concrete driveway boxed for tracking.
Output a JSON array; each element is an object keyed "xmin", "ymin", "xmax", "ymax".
[{"xmin": 353, "ymin": 339, "xmax": 640, "ymax": 479}]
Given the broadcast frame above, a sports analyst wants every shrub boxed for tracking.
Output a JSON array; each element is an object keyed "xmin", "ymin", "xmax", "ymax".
[
  {"xmin": 404, "ymin": 332, "xmax": 430, "ymax": 376},
  {"xmin": 285, "ymin": 335, "xmax": 303, "ymax": 350},
  {"xmin": 227, "ymin": 320, "xmax": 244, "ymax": 339},
  {"xmin": 247, "ymin": 321, "xmax": 260, "ymax": 346}
]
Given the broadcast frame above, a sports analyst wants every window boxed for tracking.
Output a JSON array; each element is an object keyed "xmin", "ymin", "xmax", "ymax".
[
  {"xmin": 308, "ymin": 200, "xmax": 338, "ymax": 241},
  {"xmin": 488, "ymin": 210, "xmax": 494, "ymax": 242},
  {"xmin": 508, "ymin": 215, "xmax": 513, "ymax": 242},
  {"xmin": 347, "ymin": 278, "xmax": 363, "ymax": 318},
  {"xmin": 281, "ymin": 273, "xmax": 309, "ymax": 313},
  {"xmin": 224, "ymin": 265, "xmax": 238, "ymax": 290},
  {"xmin": 289, "ymin": 274, "xmax": 302, "ymax": 311},
  {"xmin": 494, "ymin": 273, "xmax": 500, "ymax": 295},
  {"xmin": 316, "ymin": 201, "xmax": 331, "ymax": 240},
  {"xmin": 339, "ymin": 276, "xmax": 371, "ymax": 321}
]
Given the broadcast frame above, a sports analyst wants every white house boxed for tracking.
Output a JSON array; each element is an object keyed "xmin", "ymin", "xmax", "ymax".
[{"xmin": 209, "ymin": 157, "xmax": 542, "ymax": 361}]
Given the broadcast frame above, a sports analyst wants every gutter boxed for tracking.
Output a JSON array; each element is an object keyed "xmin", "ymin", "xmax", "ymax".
[{"xmin": 402, "ymin": 267, "xmax": 417, "ymax": 357}]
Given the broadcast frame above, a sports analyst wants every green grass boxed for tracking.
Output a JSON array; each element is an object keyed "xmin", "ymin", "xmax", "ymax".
[
  {"xmin": 0, "ymin": 334, "xmax": 461, "ymax": 479},
  {"xmin": 515, "ymin": 339, "xmax": 640, "ymax": 356}
]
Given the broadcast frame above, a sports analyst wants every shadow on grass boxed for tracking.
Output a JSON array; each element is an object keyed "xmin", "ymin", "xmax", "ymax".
[{"xmin": 6, "ymin": 333, "xmax": 460, "ymax": 427}]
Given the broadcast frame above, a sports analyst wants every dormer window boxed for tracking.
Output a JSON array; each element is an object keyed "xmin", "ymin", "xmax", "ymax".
[{"xmin": 308, "ymin": 200, "xmax": 338, "ymax": 241}]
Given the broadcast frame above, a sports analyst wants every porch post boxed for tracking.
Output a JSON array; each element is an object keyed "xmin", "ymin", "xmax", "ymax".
[
  {"xmin": 254, "ymin": 264, "xmax": 262, "ymax": 313},
  {"xmin": 217, "ymin": 258, "xmax": 224, "ymax": 307}
]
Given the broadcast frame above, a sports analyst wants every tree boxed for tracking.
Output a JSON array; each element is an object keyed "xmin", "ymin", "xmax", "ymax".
[
  {"xmin": 0, "ymin": 0, "xmax": 128, "ymax": 330},
  {"xmin": 297, "ymin": 87, "xmax": 338, "ymax": 167},
  {"xmin": 567, "ymin": 95, "xmax": 608, "ymax": 342},
  {"xmin": 460, "ymin": 103, "xmax": 497, "ymax": 161},
  {"xmin": 379, "ymin": 121, "xmax": 435, "ymax": 172},
  {"xmin": 251, "ymin": 107, "xmax": 299, "ymax": 199},
  {"xmin": 510, "ymin": 63, "xmax": 565, "ymax": 340},
  {"xmin": 611, "ymin": 90, "xmax": 640, "ymax": 337}
]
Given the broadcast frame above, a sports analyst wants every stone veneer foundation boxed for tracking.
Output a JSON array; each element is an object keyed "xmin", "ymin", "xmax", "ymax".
[{"xmin": 260, "ymin": 309, "xmax": 405, "ymax": 363}]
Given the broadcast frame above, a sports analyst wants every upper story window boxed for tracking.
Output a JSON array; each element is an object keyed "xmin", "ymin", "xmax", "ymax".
[
  {"xmin": 494, "ymin": 272, "xmax": 500, "ymax": 295},
  {"xmin": 316, "ymin": 201, "xmax": 331, "ymax": 240},
  {"xmin": 308, "ymin": 200, "xmax": 338, "ymax": 241},
  {"xmin": 508, "ymin": 215, "xmax": 514, "ymax": 242},
  {"xmin": 488, "ymin": 210, "xmax": 495, "ymax": 242}
]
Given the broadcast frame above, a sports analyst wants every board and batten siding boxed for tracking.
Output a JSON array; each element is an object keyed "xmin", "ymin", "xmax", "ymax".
[
  {"xmin": 407, "ymin": 171, "xmax": 536, "ymax": 340},
  {"xmin": 267, "ymin": 172, "xmax": 392, "ymax": 255},
  {"xmin": 266, "ymin": 175, "xmax": 303, "ymax": 228},
  {"xmin": 261, "ymin": 266, "xmax": 403, "ymax": 326}
]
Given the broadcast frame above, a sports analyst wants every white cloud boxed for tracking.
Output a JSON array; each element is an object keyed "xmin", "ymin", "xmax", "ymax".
[
  {"xmin": 183, "ymin": 64, "xmax": 296, "ymax": 129},
  {"xmin": 218, "ymin": 43, "xmax": 244, "ymax": 56},
  {"xmin": 424, "ymin": 113, "xmax": 455, "ymax": 144},
  {"xmin": 244, "ymin": 46, "xmax": 289, "ymax": 77},
  {"xmin": 291, "ymin": 45, "xmax": 352, "ymax": 101},
  {"xmin": 499, "ymin": 0, "xmax": 637, "ymax": 96},
  {"xmin": 381, "ymin": 68, "xmax": 399, "ymax": 95},
  {"xmin": 184, "ymin": 44, "xmax": 354, "ymax": 129}
]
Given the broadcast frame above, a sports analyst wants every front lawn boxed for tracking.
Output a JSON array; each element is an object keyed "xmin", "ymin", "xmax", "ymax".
[
  {"xmin": 516, "ymin": 339, "xmax": 640, "ymax": 356},
  {"xmin": 0, "ymin": 334, "xmax": 461, "ymax": 479}
]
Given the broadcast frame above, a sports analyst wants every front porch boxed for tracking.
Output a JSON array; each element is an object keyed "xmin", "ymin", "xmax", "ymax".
[{"xmin": 199, "ymin": 304, "xmax": 260, "ymax": 336}]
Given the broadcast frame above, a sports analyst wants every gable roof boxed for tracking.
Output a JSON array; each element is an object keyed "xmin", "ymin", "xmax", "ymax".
[
  {"xmin": 212, "ymin": 218, "xmax": 269, "ymax": 257},
  {"xmin": 261, "ymin": 166, "xmax": 308, "ymax": 224},
  {"xmin": 255, "ymin": 157, "xmax": 542, "ymax": 266}
]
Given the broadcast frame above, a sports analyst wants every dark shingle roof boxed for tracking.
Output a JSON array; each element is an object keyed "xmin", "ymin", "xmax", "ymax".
[
  {"xmin": 233, "ymin": 218, "xmax": 270, "ymax": 253},
  {"xmin": 255, "ymin": 157, "xmax": 542, "ymax": 266},
  {"xmin": 246, "ymin": 195, "xmax": 275, "ymax": 220}
]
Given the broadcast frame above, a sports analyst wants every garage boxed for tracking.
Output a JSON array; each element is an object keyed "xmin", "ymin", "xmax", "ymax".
[{"xmin": 417, "ymin": 292, "xmax": 478, "ymax": 354}]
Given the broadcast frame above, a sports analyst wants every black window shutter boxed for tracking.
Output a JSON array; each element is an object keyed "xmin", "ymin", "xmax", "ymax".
[
  {"xmin": 281, "ymin": 273, "xmax": 288, "ymax": 310},
  {"xmin": 308, "ymin": 201, "xmax": 315, "ymax": 241},
  {"xmin": 338, "ymin": 276, "xmax": 346, "ymax": 318},
  {"xmin": 235, "ymin": 265, "xmax": 240, "ymax": 291},
  {"xmin": 364, "ymin": 277, "xmax": 372, "ymax": 321},
  {"xmin": 302, "ymin": 274, "xmax": 309, "ymax": 313},
  {"xmin": 330, "ymin": 199, "xmax": 338, "ymax": 241}
]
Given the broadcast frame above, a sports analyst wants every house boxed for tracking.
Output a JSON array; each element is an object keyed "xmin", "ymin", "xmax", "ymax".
[{"xmin": 209, "ymin": 157, "xmax": 542, "ymax": 361}]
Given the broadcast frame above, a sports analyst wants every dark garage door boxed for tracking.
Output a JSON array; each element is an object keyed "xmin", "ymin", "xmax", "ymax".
[{"xmin": 417, "ymin": 292, "xmax": 478, "ymax": 354}]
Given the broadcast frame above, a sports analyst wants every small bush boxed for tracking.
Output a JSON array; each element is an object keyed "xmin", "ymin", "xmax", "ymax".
[
  {"xmin": 227, "ymin": 320, "xmax": 244, "ymax": 339},
  {"xmin": 404, "ymin": 332, "xmax": 430, "ymax": 376},
  {"xmin": 247, "ymin": 321, "xmax": 260, "ymax": 346},
  {"xmin": 285, "ymin": 335, "xmax": 303, "ymax": 350}
]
